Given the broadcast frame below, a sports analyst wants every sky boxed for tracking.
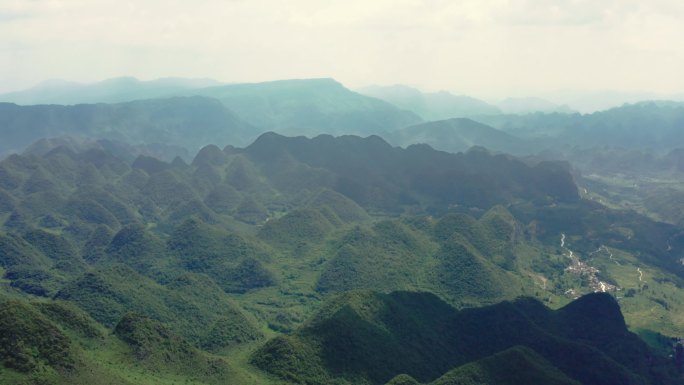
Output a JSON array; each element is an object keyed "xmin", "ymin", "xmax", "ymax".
[{"xmin": 1, "ymin": 0, "xmax": 683, "ymax": 102}]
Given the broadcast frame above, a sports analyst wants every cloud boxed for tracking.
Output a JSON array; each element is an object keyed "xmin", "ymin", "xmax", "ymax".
[
  {"xmin": 0, "ymin": 0, "xmax": 683, "ymax": 97},
  {"xmin": 0, "ymin": 11, "xmax": 32, "ymax": 22}
]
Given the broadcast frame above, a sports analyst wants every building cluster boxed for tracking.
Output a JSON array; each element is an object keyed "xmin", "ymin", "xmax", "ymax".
[{"xmin": 563, "ymin": 248, "xmax": 619, "ymax": 297}]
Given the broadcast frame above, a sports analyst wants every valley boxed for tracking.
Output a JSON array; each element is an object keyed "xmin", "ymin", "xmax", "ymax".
[
  {"xmin": 0, "ymin": 78, "xmax": 684, "ymax": 384},
  {"xmin": 4, "ymin": 0, "xmax": 684, "ymax": 382}
]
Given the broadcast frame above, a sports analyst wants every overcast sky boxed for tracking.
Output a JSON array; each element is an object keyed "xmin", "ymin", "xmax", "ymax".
[{"xmin": 1, "ymin": 0, "xmax": 683, "ymax": 100}]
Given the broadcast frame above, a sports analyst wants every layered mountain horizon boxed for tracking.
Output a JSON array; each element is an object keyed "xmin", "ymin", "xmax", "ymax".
[
  {"xmin": 3, "ymin": 77, "xmax": 684, "ymax": 162},
  {"xmin": 5, "ymin": 76, "xmax": 681, "ymax": 114},
  {"xmin": 2, "ymin": 76, "xmax": 684, "ymax": 384}
]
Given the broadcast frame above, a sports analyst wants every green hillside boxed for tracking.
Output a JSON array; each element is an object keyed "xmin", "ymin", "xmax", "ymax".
[
  {"xmin": 388, "ymin": 118, "xmax": 530, "ymax": 155},
  {"xmin": 113, "ymin": 312, "xmax": 234, "ymax": 382},
  {"xmin": 0, "ymin": 134, "xmax": 683, "ymax": 384},
  {"xmin": 472, "ymin": 102, "xmax": 684, "ymax": 151},
  {"xmin": 385, "ymin": 346, "xmax": 582, "ymax": 385},
  {"xmin": 0, "ymin": 97, "xmax": 257, "ymax": 157},
  {"xmin": 426, "ymin": 346, "xmax": 581, "ymax": 385},
  {"xmin": 253, "ymin": 291, "xmax": 676, "ymax": 385},
  {"xmin": 0, "ymin": 78, "xmax": 424, "ymax": 158},
  {"xmin": 194, "ymin": 78, "xmax": 423, "ymax": 136}
]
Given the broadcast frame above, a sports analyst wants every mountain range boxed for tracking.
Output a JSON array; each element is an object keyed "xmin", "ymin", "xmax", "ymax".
[
  {"xmin": 357, "ymin": 84, "xmax": 502, "ymax": 120},
  {"xmin": 0, "ymin": 77, "xmax": 222, "ymax": 105},
  {"xmin": 1, "ymin": 132, "xmax": 683, "ymax": 384},
  {"xmin": 0, "ymin": 78, "xmax": 423, "ymax": 147},
  {"xmin": 2, "ymin": 77, "xmax": 684, "ymax": 384}
]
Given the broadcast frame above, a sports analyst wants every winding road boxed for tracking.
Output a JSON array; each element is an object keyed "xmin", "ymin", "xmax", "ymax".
[
  {"xmin": 608, "ymin": 249, "xmax": 619, "ymax": 265},
  {"xmin": 560, "ymin": 233, "xmax": 574, "ymax": 258}
]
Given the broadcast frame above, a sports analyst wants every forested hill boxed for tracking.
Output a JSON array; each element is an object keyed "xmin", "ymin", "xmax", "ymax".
[
  {"xmin": 241, "ymin": 132, "xmax": 580, "ymax": 211},
  {"xmin": 0, "ymin": 132, "xmax": 581, "ymax": 245},
  {"xmin": 0, "ymin": 97, "xmax": 256, "ymax": 156},
  {"xmin": 472, "ymin": 101, "xmax": 684, "ymax": 151},
  {"xmin": 1, "ymin": 133, "xmax": 683, "ymax": 384},
  {"xmin": 0, "ymin": 78, "xmax": 423, "ymax": 159}
]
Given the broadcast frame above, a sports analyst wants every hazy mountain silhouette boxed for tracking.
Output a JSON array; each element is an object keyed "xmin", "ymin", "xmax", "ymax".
[{"xmin": 358, "ymin": 84, "xmax": 501, "ymax": 120}]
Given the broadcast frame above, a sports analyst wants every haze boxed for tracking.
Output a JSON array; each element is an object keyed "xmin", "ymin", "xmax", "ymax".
[{"xmin": 2, "ymin": 0, "xmax": 683, "ymax": 103}]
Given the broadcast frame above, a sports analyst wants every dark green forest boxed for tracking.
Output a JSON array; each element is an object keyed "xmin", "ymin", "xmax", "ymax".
[{"xmin": 1, "ymin": 78, "xmax": 684, "ymax": 384}]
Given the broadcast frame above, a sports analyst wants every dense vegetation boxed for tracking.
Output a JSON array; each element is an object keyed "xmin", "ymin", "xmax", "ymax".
[
  {"xmin": 253, "ymin": 291, "xmax": 677, "ymax": 385},
  {"xmin": 1, "ymin": 79, "xmax": 684, "ymax": 384},
  {"xmin": 0, "ymin": 133, "xmax": 681, "ymax": 384},
  {"xmin": 0, "ymin": 97, "xmax": 256, "ymax": 158}
]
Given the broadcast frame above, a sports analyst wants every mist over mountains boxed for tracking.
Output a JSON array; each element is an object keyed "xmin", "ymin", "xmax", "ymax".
[
  {"xmin": 3, "ymin": 77, "xmax": 684, "ymax": 163},
  {"xmin": 0, "ymin": 77, "xmax": 223, "ymax": 105},
  {"xmin": 356, "ymin": 84, "xmax": 502, "ymax": 120},
  {"xmin": 0, "ymin": 78, "xmax": 423, "ymax": 157},
  {"xmin": 2, "ymin": 76, "xmax": 684, "ymax": 384}
]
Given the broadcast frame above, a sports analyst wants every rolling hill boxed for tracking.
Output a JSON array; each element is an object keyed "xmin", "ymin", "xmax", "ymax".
[
  {"xmin": 357, "ymin": 84, "xmax": 501, "ymax": 120},
  {"xmin": 252, "ymin": 291, "xmax": 678, "ymax": 385},
  {"xmin": 387, "ymin": 117, "xmax": 531, "ymax": 155},
  {"xmin": 0, "ymin": 96, "xmax": 257, "ymax": 157},
  {"xmin": 1, "ymin": 133, "xmax": 683, "ymax": 384},
  {"xmin": 193, "ymin": 79, "xmax": 423, "ymax": 136},
  {"xmin": 0, "ymin": 77, "xmax": 222, "ymax": 105},
  {"xmin": 0, "ymin": 78, "xmax": 423, "ymax": 155},
  {"xmin": 472, "ymin": 102, "xmax": 684, "ymax": 151}
]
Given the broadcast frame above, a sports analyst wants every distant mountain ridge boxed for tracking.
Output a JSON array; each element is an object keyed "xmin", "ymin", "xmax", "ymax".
[
  {"xmin": 242, "ymin": 132, "xmax": 580, "ymax": 210},
  {"xmin": 22, "ymin": 136, "xmax": 192, "ymax": 163},
  {"xmin": 387, "ymin": 117, "xmax": 530, "ymax": 155},
  {"xmin": 2, "ymin": 132, "xmax": 684, "ymax": 384},
  {"xmin": 0, "ymin": 96, "xmax": 257, "ymax": 157},
  {"xmin": 6, "ymin": 77, "xmax": 684, "ymax": 157},
  {"xmin": 357, "ymin": 84, "xmax": 501, "ymax": 120},
  {"xmin": 472, "ymin": 102, "xmax": 684, "ymax": 151},
  {"xmin": 0, "ymin": 78, "xmax": 424, "ymax": 157},
  {"xmin": 191, "ymin": 78, "xmax": 423, "ymax": 136},
  {"xmin": 4, "ymin": 77, "xmax": 684, "ymax": 385},
  {"xmin": 497, "ymin": 96, "xmax": 577, "ymax": 114},
  {"xmin": 0, "ymin": 77, "xmax": 222, "ymax": 105}
]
